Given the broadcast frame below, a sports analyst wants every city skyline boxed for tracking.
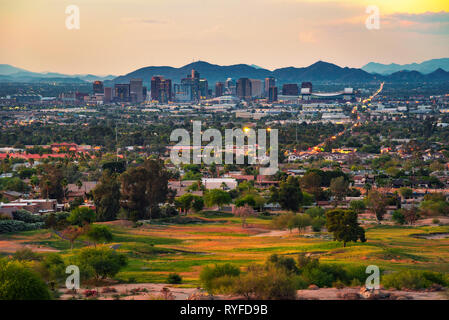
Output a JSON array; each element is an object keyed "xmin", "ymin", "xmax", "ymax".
[{"xmin": 1, "ymin": 0, "xmax": 448, "ymax": 75}]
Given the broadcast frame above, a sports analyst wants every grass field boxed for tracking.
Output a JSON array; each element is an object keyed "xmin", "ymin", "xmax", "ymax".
[{"xmin": 1, "ymin": 214, "xmax": 449, "ymax": 286}]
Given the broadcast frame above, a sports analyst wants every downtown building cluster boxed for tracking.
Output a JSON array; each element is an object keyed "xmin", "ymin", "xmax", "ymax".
[{"xmin": 88, "ymin": 69, "xmax": 355, "ymax": 105}]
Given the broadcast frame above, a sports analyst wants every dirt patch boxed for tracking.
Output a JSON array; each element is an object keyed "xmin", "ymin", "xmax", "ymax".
[
  {"xmin": 410, "ymin": 232, "xmax": 449, "ymax": 240},
  {"xmin": 296, "ymin": 287, "xmax": 447, "ymax": 300},
  {"xmin": 0, "ymin": 240, "xmax": 58, "ymax": 253},
  {"xmin": 60, "ymin": 283, "xmax": 199, "ymax": 300}
]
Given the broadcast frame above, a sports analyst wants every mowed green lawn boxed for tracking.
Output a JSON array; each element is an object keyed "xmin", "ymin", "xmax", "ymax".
[{"xmin": 2, "ymin": 214, "xmax": 449, "ymax": 286}]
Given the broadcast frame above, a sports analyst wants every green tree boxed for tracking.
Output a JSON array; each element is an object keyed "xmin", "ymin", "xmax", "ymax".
[
  {"xmin": 329, "ymin": 176, "xmax": 349, "ymax": 203},
  {"xmin": 398, "ymin": 187, "xmax": 413, "ymax": 199},
  {"xmin": 300, "ymin": 172, "xmax": 322, "ymax": 200},
  {"xmin": 39, "ymin": 164, "xmax": 64, "ymax": 201},
  {"xmin": 74, "ymin": 247, "xmax": 127, "ymax": 281},
  {"xmin": 176, "ymin": 193, "xmax": 195, "ymax": 214},
  {"xmin": 278, "ymin": 176, "xmax": 303, "ymax": 212},
  {"xmin": 293, "ymin": 214, "xmax": 312, "ymax": 235},
  {"xmin": 191, "ymin": 196, "xmax": 204, "ymax": 213},
  {"xmin": 120, "ymin": 159, "xmax": 169, "ymax": 222},
  {"xmin": 86, "ymin": 225, "xmax": 113, "ymax": 247},
  {"xmin": 349, "ymin": 200, "xmax": 366, "ymax": 214},
  {"xmin": 67, "ymin": 207, "xmax": 96, "ymax": 226},
  {"xmin": 325, "ymin": 209, "xmax": 366, "ymax": 247},
  {"xmin": 0, "ymin": 259, "xmax": 51, "ymax": 300},
  {"xmin": 204, "ymin": 189, "xmax": 232, "ymax": 210},
  {"xmin": 92, "ymin": 171, "xmax": 121, "ymax": 221},
  {"xmin": 365, "ymin": 189, "xmax": 388, "ymax": 221}
]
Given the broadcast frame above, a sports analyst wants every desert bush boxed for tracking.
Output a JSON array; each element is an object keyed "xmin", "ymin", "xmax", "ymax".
[
  {"xmin": 311, "ymin": 216, "xmax": 326, "ymax": 232},
  {"xmin": 71, "ymin": 247, "xmax": 128, "ymax": 282},
  {"xmin": 382, "ymin": 270, "xmax": 448, "ymax": 290},
  {"xmin": 392, "ymin": 210, "xmax": 405, "ymax": 225},
  {"xmin": 266, "ymin": 254, "xmax": 298, "ymax": 274},
  {"xmin": 200, "ymin": 263, "xmax": 240, "ymax": 293},
  {"xmin": 167, "ymin": 273, "xmax": 182, "ymax": 284},
  {"xmin": 233, "ymin": 266, "xmax": 296, "ymax": 300},
  {"xmin": 38, "ymin": 253, "xmax": 66, "ymax": 284},
  {"xmin": 13, "ymin": 248, "xmax": 42, "ymax": 261},
  {"xmin": 0, "ymin": 258, "xmax": 51, "ymax": 300}
]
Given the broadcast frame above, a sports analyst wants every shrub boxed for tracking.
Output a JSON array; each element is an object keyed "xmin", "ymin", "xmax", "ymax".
[
  {"xmin": 38, "ymin": 253, "xmax": 66, "ymax": 284},
  {"xmin": 12, "ymin": 210, "xmax": 44, "ymax": 223},
  {"xmin": 266, "ymin": 254, "xmax": 298, "ymax": 274},
  {"xmin": 392, "ymin": 210, "xmax": 405, "ymax": 225},
  {"xmin": 292, "ymin": 275, "xmax": 309, "ymax": 290},
  {"xmin": 301, "ymin": 267, "xmax": 335, "ymax": 288},
  {"xmin": 13, "ymin": 248, "xmax": 41, "ymax": 261},
  {"xmin": 0, "ymin": 220, "xmax": 44, "ymax": 233},
  {"xmin": 167, "ymin": 273, "xmax": 182, "ymax": 284},
  {"xmin": 72, "ymin": 247, "xmax": 128, "ymax": 281},
  {"xmin": 200, "ymin": 263, "xmax": 240, "ymax": 293},
  {"xmin": 86, "ymin": 225, "xmax": 113, "ymax": 246},
  {"xmin": 382, "ymin": 270, "xmax": 448, "ymax": 290},
  {"xmin": 233, "ymin": 266, "xmax": 296, "ymax": 300},
  {"xmin": 311, "ymin": 216, "xmax": 326, "ymax": 232},
  {"xmin": 0, "ymin": 258, "xmax": 51, "ymax": 300}
]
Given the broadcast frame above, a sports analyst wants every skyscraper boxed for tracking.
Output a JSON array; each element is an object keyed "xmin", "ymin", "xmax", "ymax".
[
  {"xmin": 282, "ymin": 83, "xmax": 299, "ymax": 96},
  {"xmin": 264, "ymin": 77, "xmax": 275, "ymax": 97},
  {"xmin": 250, "ymin": 79, "xmax": 263, "ymax": 98},
  {"xmin": 268, "ymin": 86, "xmax": 278, "ymax": 102},
  {"xmin": 130, "ymin": 78, "xmax": 143, "ymax": 103},
  {"xmin": 199, "ymin": 79, "xmax": 209, "ymax": 99},
  {"xmin": 103, "ymin": 87, "xmax": 113, "ymax": 103},
  {"xmin": 236, "ymin": 78, "xmax": 252, "ymax": 101},
  {"xmin": 225, "ymin": 78, "xmax": 236, "ymax": 96},
  {"xmin": 93, "ymin": 81, "xmax": 104, "ymax": 94},
  {"xmin": 151, "ymin": 76, "xmax": 172, "ymax": 103},
  {"xmin": 181, "ymin": 69, "xmax": 201, "ymax": 102},
  {"xmin": 114, "ymin": 84, "xmax": 130, "ymax": 102},
  {"xmin": 215, "ymin": 82, "xmax": 224, "ymax": 97}
]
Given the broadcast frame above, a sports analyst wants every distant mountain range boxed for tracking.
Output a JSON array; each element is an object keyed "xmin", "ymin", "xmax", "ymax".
[
  {"xmin": 362, "ymin": 58, "xmax": 449, "ymax": 75},
  {"xmin": 111, "ymin": 60, "xmax": 449, "ymax": 86},
  {"xmin": 1, "ymin": 59, "xmax": 449, "ymax": 85},
  {"xmin": 0, "ymin": 64, "xmax": 116, "ymax": 83}
]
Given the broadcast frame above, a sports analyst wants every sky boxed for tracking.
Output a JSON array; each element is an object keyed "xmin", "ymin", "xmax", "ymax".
[{"xmin": 1, "ymin": 0, "xmax": 449, "ymax": 75}]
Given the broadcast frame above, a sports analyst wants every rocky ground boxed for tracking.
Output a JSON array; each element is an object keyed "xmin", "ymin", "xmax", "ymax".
[{"xmin": 58, "ymin": 283, "xmax": 448, "ymax": 300}]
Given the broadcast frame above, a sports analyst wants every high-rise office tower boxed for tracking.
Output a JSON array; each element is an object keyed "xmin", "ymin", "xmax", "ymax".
[
  {"xmin": 282, "ymin": 83, "xmax": 299, "ymax": 96},
  {"xmin": 114, "ymin": 84, "xmax": 130, "ymax": 102},
  {"xmin": 199, "ymin": 79, "xmax": 208, "ymax": 99},
  {"xmin": 181, "ymin": 69, "xmax": 201, "ymax": 101},
  {"xmin": 268, "ymin": 86, "xmax": 278, "ymax": 102},
  {"xmin": 130, "ymin": 78, "xmax": 143, "ymax": 103},
  {"xmin": 151, "ymin": 76, "xmax": 172, "ymax": 103},
  {"xmin": 103, "ymin": 87, "xmax": 113, "ymax": 103},
  {"xmin": 265, "ymin": 77, "xmax": 275, "ymax": 97},
  {"xmin": 93, "ymin": 81, "xmax": 104, "ymax": 94},
  {"xmin": 236, "ymin": 78, "xmax": 252, "ymax": 101},
  {"xmin": 250, "ymin": 79, "xmax": 263, "ymax": 98},
  {"xmin": 225, "ymin": 78, "xmax": 236, "ymax": 95},
  {"xmin": 215, "ymin": 82, "xmax": 224, "ymax": 97}
]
